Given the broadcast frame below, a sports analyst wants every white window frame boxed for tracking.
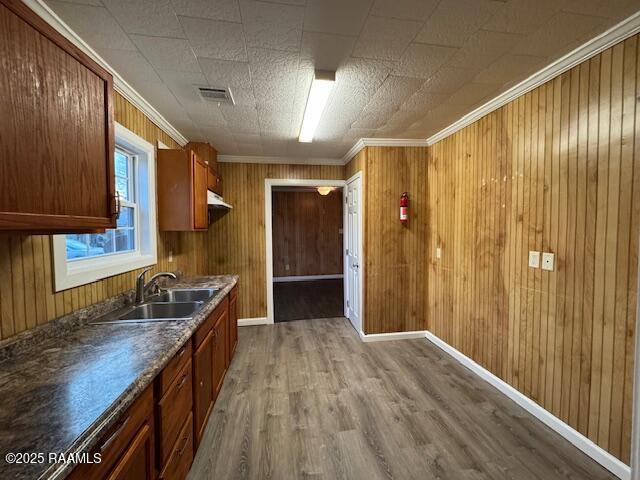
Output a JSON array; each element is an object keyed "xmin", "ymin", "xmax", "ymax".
[{"xmin": 52, "ymin": 123, "xmax": 157, "ymax": 291}]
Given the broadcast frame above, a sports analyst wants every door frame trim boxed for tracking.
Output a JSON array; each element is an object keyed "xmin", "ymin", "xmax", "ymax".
[
  {"xmin": 264, "ymin": 178, "xmax": 347, "ymax": 325},
  {"xmin": 345, "ymin": 171, "xmax": 364, "ymax": 334}
]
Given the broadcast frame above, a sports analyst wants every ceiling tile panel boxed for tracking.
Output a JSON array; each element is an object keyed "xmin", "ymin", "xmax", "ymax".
[
  {"xmin": 46, "ymin": 1, "xmax": 136, "ymax": 50},
  {"xmin": 240, "ymin": 0, "xmax": 304, "ymax": 52},
  {"xmin": 473, "ymin": 54, "xmax": 546, "ymax": 85},
  {"xmin": 304, "ymin": 0, "xmax": 372, "ymax": 36},
  {"xmin": 482, "ymin": 0, "xmax": 564, "ymax": 35},
  {"xmin": 352, "ymin": 16, "xmax": 423, "ymax": 61},
  {"xmin": 370, "ymin": 0, "xmax": 439, "ymax": 21},
  {"xmin": 102, "ymin": 0, "xmax": 185, "ymax": 37},
  {"xmin": 199, "ymin": 58, "xmax": 252, "ymax": 89},
  {"xmin": 299, "ymin": 31, "xmax": 357, "ymax": 71},
  {"xmin": 99, "ymin": 48, "xmax": 163, "ymax": 84},
  {"xmin": 170, "ymin": 0, "xmax": 241, "ymax": 22},
  {"xmin": 414, "ymin": 0, "xmax": 504, "ymax": 47},
  {"xmin": 130, "ymin": 35, "xmax": 201, "ymax": 72},
  {"xmin": 179, "ymin": 17, "xmax": 247, "ymax": 61},
  {"xmin": 393, "ymin": 43, "xmax": 458, "ymax": 79}
]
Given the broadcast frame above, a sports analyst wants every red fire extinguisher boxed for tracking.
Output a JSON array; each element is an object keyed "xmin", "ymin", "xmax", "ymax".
[{"xmin": 400, "ymin": 192, "xmax": 409, "ymax": 223}]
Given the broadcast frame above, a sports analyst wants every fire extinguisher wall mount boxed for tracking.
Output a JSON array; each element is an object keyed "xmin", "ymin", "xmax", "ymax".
[{"xmin": 400, "ymin": 192, "xmax": 409, "ymax": 224}]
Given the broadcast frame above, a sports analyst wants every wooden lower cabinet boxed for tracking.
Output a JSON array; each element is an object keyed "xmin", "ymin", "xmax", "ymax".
[
  {"xmin": 193, "ymin": 330, "xmax": 214, "ymax": 448},
  {"xmin": 69, "ymin": 288, "xmax": 240, "ymax": 480}
]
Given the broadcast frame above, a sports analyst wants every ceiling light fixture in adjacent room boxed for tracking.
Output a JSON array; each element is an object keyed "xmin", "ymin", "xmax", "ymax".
[
  {"xmin": 317, "ymin": 186, "xmax": 334, "ymax": 196},
  {"xmin": 298, "ymin": 70, "xmax": 336, "ymax": 143}
]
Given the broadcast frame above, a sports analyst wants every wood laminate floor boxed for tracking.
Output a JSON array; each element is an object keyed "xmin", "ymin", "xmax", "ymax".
[
  {"xmin": 273, "ymin": 279, "xmax": 343, "ymax": 322},
  {"xmin": 188, "ymin": 318, "xmax": 616, "ymax": 480}
]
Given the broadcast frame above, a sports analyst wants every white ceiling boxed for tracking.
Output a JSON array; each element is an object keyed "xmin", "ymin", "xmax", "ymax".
[{"xmin": 45, "ymin": 0, "xmax": 639, "ymax": 161}]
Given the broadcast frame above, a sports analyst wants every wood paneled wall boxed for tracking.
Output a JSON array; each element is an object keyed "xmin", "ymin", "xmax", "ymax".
[
  {"xmin": 427, "ymin": 35, "xmax": 639, "ymax": 462},
  {"xmin": 0, "ymin": 92, "xmax": 208, "ymax": 341},
  {"xmin": 207, "ymin": 163, "xmax": 344, "ymax": 319},
  {"xmin": 344, "ymin": 146, "xmax": 430, "ymax": 334},
  {"xmin": 272, "ymin": 189, "xmax": 343, "ymax": 277}
]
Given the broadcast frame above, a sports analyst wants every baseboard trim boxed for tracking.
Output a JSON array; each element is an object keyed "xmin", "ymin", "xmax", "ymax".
[
  {"xmin": 359, "ymin": 330, "xmax": 428, "ymax": 342},
  {"xmin": 238, "ymin": 317, "xmax": 268, "ymax": 327},
  {"xmin": 273, "ymin": 274, "xmax": 343, "ymax": 283},
  {"xmin": 425, "ymin": 331, "xmax": 631, "ymax": 480}
]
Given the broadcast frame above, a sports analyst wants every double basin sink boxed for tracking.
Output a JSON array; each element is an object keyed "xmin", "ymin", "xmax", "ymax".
[{"xmin": 92, "ymin": 288, "xmax": 219, "ymax": 324}]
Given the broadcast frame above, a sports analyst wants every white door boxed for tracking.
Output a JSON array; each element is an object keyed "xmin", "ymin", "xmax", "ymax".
[{"xmin": 346, "ymin": 176, "xmax": 361, "ymax": 332}]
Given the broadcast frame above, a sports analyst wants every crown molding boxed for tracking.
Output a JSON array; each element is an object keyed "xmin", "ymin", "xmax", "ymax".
[
  {"xmin": 218, "ymin": 155, "xmax": 345, "ymax": 166},
  {"xmin": 341, "ymin": 138, "xmax": 430, "ymax": 164},
  {"xmin": 23, "ymin": 0, "xmax": 189, "ymax": 147},
  {"xmin": 426, "ymin": 10, "xmax": 640, "ymax": 146}
]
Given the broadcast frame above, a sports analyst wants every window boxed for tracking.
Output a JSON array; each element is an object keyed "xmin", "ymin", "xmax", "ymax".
[{"xmin": 52, "ymin": 123, "xmax": 157, "ymax": 291}]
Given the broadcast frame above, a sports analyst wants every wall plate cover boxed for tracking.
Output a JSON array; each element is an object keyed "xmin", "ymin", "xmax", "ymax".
[
  {"xmin": 542, "ymin": 252, "xmax": 555, "ymax": 271},
  {"xmin": 528, "ymin": 251, "xmax": 540, "ymax": 268}
]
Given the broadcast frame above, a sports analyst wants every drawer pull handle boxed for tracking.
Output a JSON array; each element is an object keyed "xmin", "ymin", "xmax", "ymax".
[
  {"xmin": 176, "ymin": 374, "xmax": 188, "ymax": 390},
  {"xmin": 177, "ymin": 346, "xmax": 186, "ymax": 358},
  {"xmin": 200, "ymin": 380, "xmax": 204, "ymax": 387},
  {"xmin": 100, "ymin": 417, "xmax": 130, "ymax": 453},
  {"xmin": 177, "ymin": 435, "xmax": 189, "ymax": 456}
]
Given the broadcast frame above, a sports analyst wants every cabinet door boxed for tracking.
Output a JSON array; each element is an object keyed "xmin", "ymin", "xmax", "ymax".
[
  {"xmin": 228, "ymin": 290, "xmax": 238, "ymax": 363},
  {"xmin": 192, "ymin": 154, "xmax": 208, "ymax": 230},
  {"xmin": 212, "ymin": 310, "xmax": 228, "ymax": 401},
  {"xmin": 105, "ymin": 422, "xmax": 154, "ymax": 480},
  {"xmin": 0, "ymin": 0, "xmax": 116, "ymax": 232},
  {"xmin": 193, "ymin": 330, "xmax": 214, "ymax": 447}
]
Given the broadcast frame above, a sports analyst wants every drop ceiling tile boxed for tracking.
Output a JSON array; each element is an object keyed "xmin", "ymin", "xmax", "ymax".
[
  {"xmin": 248, "ymin": 48, "xmax": 299, "ymax": 109},
  {"xmin": 156, "ymin": 69, "xmax": 207, "ymax": 91},
  {"xmin": 179, "ymin": 17, "xmax": 247, "ymax": 61},
  {"xmin": 228, "ymin": 87, "xmax": 257, "ymax": 106},
  {"xmin": 100, "ymin": 48, "xmax": 163, "ymax": 84},
  {"xmin": 54, "ymin": 0, "xmax": 102, "ymax": 5},
  {"xmin": 133, "ymin": 82, "xmax": 187, "ymax": 119},
  {"xmin": 482, "ymin": 0, "xmax": 563, "ymax": 35},
  {"xmin": 236, "ymin": 144, "xmax": 264, "ymax": 155},
  {"xmin": 299, "ymin": 31, "xmax": 357, "ymax": 71},
  {"xmin": 188, "ymin": 109, "xmax": 228, "ymax": 128},
  {"xmin": 102, "ymin": 0, "xmax": 184, "ymax": 37},
  {"xmin": 170, "ymin": 0, "xmax": 241, "ymax": 22},
  {"xmin": 257, "ymin": 107, "xmax": 293, "ymax": 136},
  {"xmin": 414, "ymin": 0, "xmax": 504, "ymax": 47},
  {"xmin": 240, "ymin": 0, "xmax": 304, "ymax": 52},
  {"xmin": 353, "ymin": 76, "xmax": 424, "ymax": 129},
  {"xmin": 130, "ymin": 35, "xmax": 201, "ymax": 72},
  {"xmin": 446, "ymin": 82, "xmax": 500, "ymax": 106},
  {"xmin": 304, "ymin": 0, "xmax": 373, "ymax": 36},
  {"xmin": 352, "ymin": 16, "xmax": 423, "ymax": 61},
  {"xmin": 448, "ymin": 30, "xmax": 523, "ymax": 69},
  {"xmin": 370, "ymin": 0, "xmax": 439, "ymax": 21},
  {"xmin": 393, "ymin": 43, "xmax": 458, "ymax": 79},
  {"xmin": 512, "ymin": 12, "xmax": 608, "ymax": 58},
  {"xmin": 399, "ymin": 88, "xmax": 450, "ymax": 115},
  {"xmin": 562, "ymin": 0, "xmax": 640, "ymax": 19},
  {"xmin": 421, "ymin": 66, "xmax": 479, "ymax": 94},
  {"xmin": 220, "ymin": 104, "xmax": 261, "ymax": 134},
  {"xmin": 46, "ymin": 1, "xmax": 136, "ymax": 51},
  {"xmin": 233, "ymin": 133, "xmax": 262, "ymax": 145},
  {"xmin": 473, "ymin": 54, "xmax": 546, "ymax": 84},
  {"xmin": 336, "ymin": 57, "xmax": 394, "ymax": 96},
  {"xmin": 199, "ymin": 58, "xmax": 252, "ymax": 89}
]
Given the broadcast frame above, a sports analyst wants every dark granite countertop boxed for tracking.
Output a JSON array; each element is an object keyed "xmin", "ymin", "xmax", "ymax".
[{"xmin": 0, "ymin": 275, "xmax": 238, "ymax": 480}]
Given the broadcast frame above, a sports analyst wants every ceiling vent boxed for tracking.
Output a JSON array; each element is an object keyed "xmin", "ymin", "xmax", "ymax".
[{"xmin": 197, "ymin": 86, "xmax": 235, "ymax": 105}]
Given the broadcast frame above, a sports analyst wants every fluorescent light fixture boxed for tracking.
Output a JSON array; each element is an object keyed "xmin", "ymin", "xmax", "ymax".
[{"xmin": 298, "ymin": 70, "xmax": 335, "ymax": 143}]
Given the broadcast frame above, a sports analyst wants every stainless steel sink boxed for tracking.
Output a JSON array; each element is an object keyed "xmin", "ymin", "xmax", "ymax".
[
  {"xmin": 91, "ymin": 301, "xmax": 203, "ymax": 324},
  {"xmin": 148, "ymin": 288, "xmax": 218, "ymax": 303}
]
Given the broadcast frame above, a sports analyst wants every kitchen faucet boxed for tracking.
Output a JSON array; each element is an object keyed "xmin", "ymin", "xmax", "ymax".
[{"xmin": 135, "ymin": 268, "xmax": 177, "ymax": 303}]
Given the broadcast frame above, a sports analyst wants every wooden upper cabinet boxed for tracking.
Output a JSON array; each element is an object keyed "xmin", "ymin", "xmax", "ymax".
[
  {"xmin": 157, "ymin": 149, "xmax": 208, "ymax": 231},
  {"xmin": 0, "ymin": 0, "xmax": 116, "ymax": 232},
  {"xmin": 186, "ymin": 142, "xmax": 217, "ymax": 173}
]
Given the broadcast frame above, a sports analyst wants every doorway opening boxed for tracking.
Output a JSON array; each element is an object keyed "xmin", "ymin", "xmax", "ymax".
[{"xmin": 264, "ymin": 178, "xmax": 362, "ymax": 329}]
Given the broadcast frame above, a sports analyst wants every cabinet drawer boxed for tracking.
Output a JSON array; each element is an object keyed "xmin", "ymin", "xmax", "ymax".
[
  {"xmin": 157, "ymin": 359, "xmax": 192, "ymax": 468},
  {"xmin": 159, "ymin": 412, "xmax": 193, "ymax": 480},
  {"xmin": 69, "ymin": 385, "xmax": 153, "ymax": 480},
  {"xmin": 156, "ymin": 341, "xmax": 191, "ymax": 397}
]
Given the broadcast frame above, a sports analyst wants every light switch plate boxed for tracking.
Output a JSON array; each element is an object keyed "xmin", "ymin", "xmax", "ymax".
[
  {"xmin": 436, "ymin": 247, "xmax": 442, "ymax": 259},
  {"xmin": 528, "ymin": 251, "xmax": 540, "ymax": 268},
  {"xmin": 542, "ymin": 252, "xmax": 555, "ymax": 271}
]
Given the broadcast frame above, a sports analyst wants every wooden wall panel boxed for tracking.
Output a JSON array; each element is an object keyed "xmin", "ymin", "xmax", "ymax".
[
  {"xmin": 272, "ymin": 190, "xmax": 343, "ymax": 277},
  {"xmin": 344, "ymin": 146, "xmax": 429, "ymax": 334},
  {"xmin": 427, "ymin": 35, "xmax": 639, "ymax": 463},
  {"xmin": 0, "ymin": 92, "xmax": 208, "ymax": 341},
  {"xmin": 207, "ymin": 163, "xmax": 344, "ymax": 319}
]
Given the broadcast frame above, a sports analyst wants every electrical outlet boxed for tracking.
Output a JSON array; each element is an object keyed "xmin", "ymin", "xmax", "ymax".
[
  {"xmin": 436, "ymin": 247, "xmax": 442, "ymax": 260},
  {"xmin": 528, "ymin": 251, "xmax": 540, "ymax": 268},
  {"xmin": 542, "ymin": 252, "xmax": 555, "ymax": 271}
]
